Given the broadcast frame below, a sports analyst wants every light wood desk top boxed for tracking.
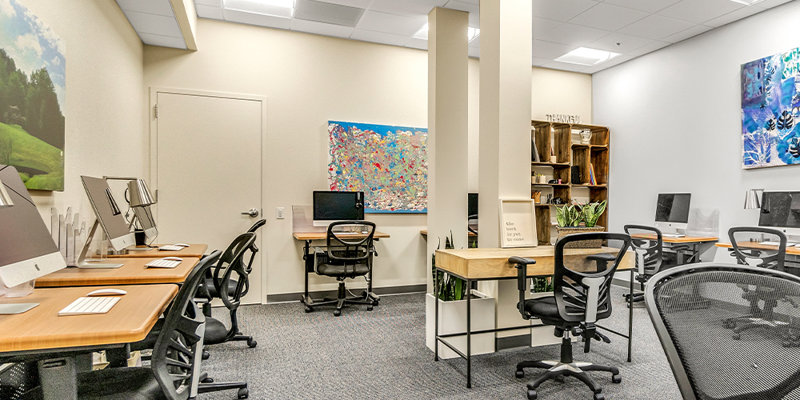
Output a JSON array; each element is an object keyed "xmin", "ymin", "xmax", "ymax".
[
  {"xmin": 419, "ymin": 229, "xmax": 478, "ymax": 238},
  {"xmin": 632, "ymin": 234, "xmax": 718, "ymax": 244},
  {"xmin": 35, "ymin": 257, "xmax": 201, "ymax": 288},
  {"xmin": 106, "ymin": 244, "xmax": 208, "ymax": 258},
  {"xmin": 292, "ymin": 231, "xmax": 391, "ymax": 241},
  {"xmin": 0, "ymin": 284, "xmax": 177, "ymax": 353},
  {"xmin": 716, "ymin": 242, "xmax": 800, "ymax": 256},
  {"xmin": 435, "ymin": 246, "xmax": 634, "ymax": 280}
]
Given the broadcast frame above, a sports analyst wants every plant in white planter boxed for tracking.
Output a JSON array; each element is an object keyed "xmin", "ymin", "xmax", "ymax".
[{"xmin": 555, "ymin": 201, "xmax": 607, "ymax": 248}]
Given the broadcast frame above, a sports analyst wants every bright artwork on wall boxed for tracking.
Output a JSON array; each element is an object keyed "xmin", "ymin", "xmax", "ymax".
[
  {"xmin": 741, "ymin": 47, "xmax": 800, "ymax": 169},
  {"xmin": 328, "ymin": 121, "xmax": 427, "ymax": 213}
]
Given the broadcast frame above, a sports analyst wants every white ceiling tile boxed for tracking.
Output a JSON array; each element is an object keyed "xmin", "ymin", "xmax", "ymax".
[
  {"xmin": 533, "ymin": 18, "xmax": 610, "ymax": 47},
  {"xmin": 755, "ymin": 0, "xmax": 794, "ymax": 9},
  {"xmin": 602, "ymin": 0, "xmax": 680, "ymax": 13},
  {"xmin": 356, "ymin": 10, "xmax": 426, "ymax": 35},
  {"xmin": 196, "ymin": 4, "xmax": 224, "ymax": 19},
  {"xmin": 568, "ymin": 3, "xmax": 648, "ymax": 31},
  {"xmin": 290, "ymin": 18, "xmax": 355, "ymax": 38},
  {"xmin": 117, "ymin": 0, "xmax": 174, "ymax": 16},
  {"xmin": 532, "ymin": 0, "xmax": 599, "ymax": 22},
  {"xmin": 657, "ymin": 0, "xmax": 744, "ymax": 24},
  {"xmin": 350, "ymin": 29, "xmax": 409, "ymax": 47},
  {"xmin": 406, "ymin": 37, "xmax": 428, "ymax": 50},
  {"xmin": 140, "ymin": 32, "xmax": 187, "ymax": 49},
  {"xmin": 295, "ymin": 0, "xmax": 364, "ymax": 27},
  {"xmin": 532, "ymin": 40, "xmax": 574, "ymax": 59},
  {"xmin": 630, "ymin": 39, "xmax": 671, "ymax": 56},
  {"xmin": 618, "ymin": 14, "xmax": 694, "ymax": 40},
  {"xmin": 125, "ymin": 11, "xmax": 183, "ymax": 37},
  {"xmin": 222, "ymin": 8, "xmax": 292, "ymax": 29},
  {"xmin": 532, "ymin": 57, "xmax": 550, "ymax": 66},
  {"xmin": 195, "ymin": 0, "xmax": 222, "ymax": 6},
  {"xmin": 589, "ymin": 32, "xmax": 654, "ymax": 53},
  {"xmin": 662, "ymin": 24, "xmax": 712, "ymax": 43},
  {"xmin": 369, "ymin": 0, "xmax": 447, "ymax": 16},
  {"xmin": 315, "ymin": 0, "xmax": 373, "ymax": 8},
  {"xmin": 703, "ymin": 5, "xmax": 763, "ymax": 28}
]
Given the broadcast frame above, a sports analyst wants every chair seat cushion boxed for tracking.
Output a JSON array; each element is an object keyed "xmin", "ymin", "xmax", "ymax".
[
  {"xmin": 78, "ymin": 367, "xmax": 164, "ymax": 400},
  {"xmin": 317, "ymin": 263, "xmax": 370, "ymax": 277},
  {"xmin": 204, "ymin": 277, "xmax": 238, "ymax": 298},
  {"xmin": 521, "ymin": 296, "xmax": 561, "ymax": 320},
  {"xmin": 204, "ymin": 316, "xmax": 230, "ymax": 345}
]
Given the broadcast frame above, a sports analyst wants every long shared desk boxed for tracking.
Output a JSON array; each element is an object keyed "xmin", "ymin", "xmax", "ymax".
[{"xmin": 433, "ymin": 246, "xmax": 634, "ymax": 388}]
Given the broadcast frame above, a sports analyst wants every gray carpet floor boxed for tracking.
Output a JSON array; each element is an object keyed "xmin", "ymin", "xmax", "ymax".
[{"xmin": 199, "ymin": 286, "xmax": 681, "ymax": 400}]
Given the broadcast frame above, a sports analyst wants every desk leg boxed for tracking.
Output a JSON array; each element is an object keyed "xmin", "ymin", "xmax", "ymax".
[
  {"xmin": 466, "ymin": 278, "xmax": 472, "ymax": 389},
  {"xmin": 303, "ymin": 240, "xmax": 311, "ymax": 305},
  {"xmin": 38, "ymin": 357, "xmax": 77, "ymax": 400},
  {"xmin": 628, "ymin": 269, "xmax": 634, "ymax": 363},
  {"xmin": 434, "ymin": 268, "xmax": 439, "ymax": 362}
]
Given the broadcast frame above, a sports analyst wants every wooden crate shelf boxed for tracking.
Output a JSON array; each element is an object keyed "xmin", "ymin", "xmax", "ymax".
[{"xmin": 531, "ymin": 120, "xmax": 612, "ymax": 245}]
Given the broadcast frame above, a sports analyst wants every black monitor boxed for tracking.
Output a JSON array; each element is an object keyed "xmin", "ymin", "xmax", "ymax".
[
  {"xmin": 0, "ymin": 165, "xmax": 66, "ymax": 293},
  {"xmin": 655, "ymin": 193, "xmax": 691, "ymax": 224},
  {"xmin": 468, "ymin": 193, "xmax": 478, "ymax": 218},
  {"xmin": 133, "ymin": 205, "xmax": 158, "ymax": 241},
  {"xmin": 758, "ymin": 191, "xmax": 800, "ymax": 236},
  {"xmin": 81, "ymin": 176, "xmax": 136, "ymax": 251},
  {"xmin": 313, "ymin": 191, "xmax": 364, "ymax": 226}
]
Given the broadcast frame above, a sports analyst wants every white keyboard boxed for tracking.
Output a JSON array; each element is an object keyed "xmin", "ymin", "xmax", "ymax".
[
  {"xmin": 146, "ymin": 258, "xmax": 182, "ymax": 268},
  {"xmin": 59, "ymin": 297, "xmax": 120, "ymax": 316},
  {"xmin": 159, "ymin": 245, "xmax": 185, "ymax": 251},
  {"xmin": 759, "ymin": 241, "xmax": 797, "ymax": 246},
  {"xmin": 662, "ymin": 233, "xmax": 686, "ymax": 238}
]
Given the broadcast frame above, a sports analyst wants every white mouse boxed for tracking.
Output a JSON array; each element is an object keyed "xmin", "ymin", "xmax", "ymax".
[
  {"xmin": 163, "ymin": 257, "xmax": 183, "ymax": 261},
  {"xmin": 174, "ymin": 243, "xmax": 190, "ymax": 247},
  {"xmin": 87, "ymin": 288, "xmax": 127, "ymax": 297}
]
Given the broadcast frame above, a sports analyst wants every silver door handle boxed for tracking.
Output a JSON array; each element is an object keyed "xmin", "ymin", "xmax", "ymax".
[{"xmin": 241, "ymin": 208, "xmax": 259, "ymax": 217}]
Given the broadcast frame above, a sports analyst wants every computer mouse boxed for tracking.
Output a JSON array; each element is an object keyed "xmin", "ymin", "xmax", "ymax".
[
  {"xmin": 174, "ymin": 243, "xmax": 190, "ymax": 247},
  {"xmin": 87, "ymin": 288, "xmax": 127, "ymax": 296},
  {"xmin": 163, "ymin": 257, "xmax": 183, "ymax": 261}
]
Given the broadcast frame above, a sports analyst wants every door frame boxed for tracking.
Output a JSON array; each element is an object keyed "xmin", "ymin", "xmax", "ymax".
[{"xmin": 149, "ymin": 87, "xmax": 269, "ymax": 304}]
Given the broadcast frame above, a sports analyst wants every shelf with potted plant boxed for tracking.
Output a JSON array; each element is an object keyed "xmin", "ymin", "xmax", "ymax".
[{"xmin": 554, "ymin": 201, "xmax": 608, "ymax": 247}]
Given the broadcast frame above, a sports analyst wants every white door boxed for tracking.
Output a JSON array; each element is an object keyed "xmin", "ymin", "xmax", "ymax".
[{"xmin": 151, "ymin": 89, "xmax": 265, "ymax": 304}]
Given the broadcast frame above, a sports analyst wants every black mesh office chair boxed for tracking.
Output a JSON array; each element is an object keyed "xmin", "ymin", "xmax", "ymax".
[
  {"xmin": 25, "ymin": 251, "xmax": 221, "ymax": 400},
  {"xmin": 510, "ymin": 233, "xmax": 631, "ymax": 400},
  {"xmin": 203, "ymin": 219, "xmax": 265, "ymax": 305},
  {"xmin": 306, "ymin": 220, "xmax": 378, "ymax": 316},
  {"xmin": 724, "ymin": 227, "xmax": 796, "ymax": 346},
  {"xmin": 623, "ymin": 225, "xmax": 664, "ymax": 305},
  {"xmin": 645, "ymin": 263, "xmax": 800, "ymax": 400}
]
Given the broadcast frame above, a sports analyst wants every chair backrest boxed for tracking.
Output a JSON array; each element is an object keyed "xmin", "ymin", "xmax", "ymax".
[
  {"xmin": 213, "ymin": 232, "xmax": 257, "ymax": 310},
  {"xmin": 553, "ymin": 233, "xmax": 631, "ymax": 324},
  {"xmin": 644, "ymin": 263, "xmax": 800, "ymax": 400},
  {"xmin": 243, "ymin": 219, "xmax": 266, "ymax": 276},
  {"xmin": 728, "ymin": 226, "xmax": 787, "ymax": 271},
  {"xmin": 623, "ymin": 224, "xmax": 664, "ymax": 277},
  {"xmin": 151, "ymin": 250, "xmax": 221, "ymax": 400},
  {"xmin": 325, "ymin": 220, "xmax": 375, "ymax": 264}
]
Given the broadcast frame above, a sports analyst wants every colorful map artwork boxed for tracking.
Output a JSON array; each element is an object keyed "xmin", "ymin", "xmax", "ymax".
[{"xmin": 328, "ymin": 121, "xmax": 427, "ymax": 213}]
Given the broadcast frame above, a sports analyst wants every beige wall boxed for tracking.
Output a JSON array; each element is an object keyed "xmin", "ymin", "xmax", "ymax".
[
  {"xmin": 21, "ymin": 0, "xmax": 145, "ymax": 222},
  {"xmin": 144, "ymin": 18, "xmax": 592, "ymax": 297}
]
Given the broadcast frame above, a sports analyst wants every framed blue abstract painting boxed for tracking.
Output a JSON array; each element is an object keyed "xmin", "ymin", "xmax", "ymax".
[{"xmin": 741, "ymin": 47, "xmax": 800, "ymax": 169}]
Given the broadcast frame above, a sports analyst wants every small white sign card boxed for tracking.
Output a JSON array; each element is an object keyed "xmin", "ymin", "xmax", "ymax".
[{"xmin": 499, "ymin": 199, "xmax": 538, "ymax": 248}]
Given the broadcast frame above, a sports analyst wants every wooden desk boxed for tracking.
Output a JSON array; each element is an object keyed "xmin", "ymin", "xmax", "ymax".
[
  {"xmin": 35, "ymin": 257, "xmax": 201, "ymax": 287},
  {"xmin": 419, "ymin": 229, "xmax": 478, "ymax": 238},
  {"xmin": 292, "ymin": 231, "xmax": 390, "ymax": 241},
  {"xmin": 632, "ymin": 234, "xmax": 718, "ymax": 264},
  {"xmin": 716, "ymin": 242, "xmax": 800, "ymax": 256},
  {"xmin": 434, "ymin": 245, "xmax": 634, "ymax": 388},
  {"xmin": 106, "ymin": 243, "xmax": 208, "ymax": 258}
]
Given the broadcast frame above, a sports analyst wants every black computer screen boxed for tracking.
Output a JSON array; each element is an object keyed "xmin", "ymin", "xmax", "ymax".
[
  {"xmin": 655, "ymin": 193, "xmax": 691, "ymax": 223},
  {"xmin": 759, "ymin": 191, "xmax": 800, "ymax": 228},
  {"xmin": 81, "ymin": 176, "xmax": 133, "ymax": 241},
  {"xmin": 313, "ymin": 191, "xmax": 364, "ymax": 221},
  {"xmin": 468, "ymin": 193, "xmax": 478, "ymax": 218}
]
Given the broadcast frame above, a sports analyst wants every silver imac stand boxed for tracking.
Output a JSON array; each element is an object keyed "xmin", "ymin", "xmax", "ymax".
[{"xmin": 74, "ymin": 220, "xmax": 123, "ymax": 269}]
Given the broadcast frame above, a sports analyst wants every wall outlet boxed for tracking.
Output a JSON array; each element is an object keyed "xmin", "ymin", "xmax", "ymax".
[{"xmin": 276, "ymin": 207, "xmax": 285, "ymax": 219}]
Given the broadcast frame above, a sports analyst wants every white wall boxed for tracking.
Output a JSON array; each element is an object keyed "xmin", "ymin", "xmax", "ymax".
[
  {"xmin": 144, "ymin": 19, "xmax": 592, "ymax": 297},
  {"xmin": 593, "ymin": 2, "xmax": 800, "ymax": 262},
  {"xmin": 21, "ymin": 0, "xmax": 145, "ymax": 222}
]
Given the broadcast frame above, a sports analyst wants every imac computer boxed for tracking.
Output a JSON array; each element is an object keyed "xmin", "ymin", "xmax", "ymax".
[
  {"xmin": 312, "ymin": 191, "xmax": 364, "ymax": 227},
  {"xmin": 758, "ymin": 191, "xmax": 800, "ymax": 242},
  {"xmin": 655, "ymin": 193, "xmax": 691, "ymax": 237},
  {"xmin": 468, "ymin": 193, "xmax": 478, "ymax": 234},
  {"xmin": 0, "ymin": 165, "xmax": 67, "ymax": 314},
  {"xmin": 80, "ymin": 176, "xmax": 136, "ymax": 267},
  {"xmin": 132, "ymin": 204, "xmax": 158, "ymax": 241}
]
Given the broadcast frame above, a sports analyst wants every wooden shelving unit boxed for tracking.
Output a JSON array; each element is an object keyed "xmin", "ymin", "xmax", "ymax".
[{"xmin": 531, "ymin": 121, "xmax": 611, "ymax": 245}]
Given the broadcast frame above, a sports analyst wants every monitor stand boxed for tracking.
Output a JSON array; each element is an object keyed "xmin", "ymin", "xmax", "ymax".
[{"xmin": 73, "ymin": 220, "xmax": 124, "ymax": 269}]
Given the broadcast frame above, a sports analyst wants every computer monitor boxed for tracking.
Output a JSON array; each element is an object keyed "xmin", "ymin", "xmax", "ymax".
[
  {"xmin": 312, "ymin": 191, "xmax": 364, "ymax": 227},
  {"xmin": 133, "ymin": 205, "xmax": 158, "ymax": 241},
  {"xmin": 81, "ymin": 176, "xmax": 136, "ymax": 251},
  {"xmin": 0, "ymin": 165, "xmax": 66, "ymax": 297},
  {"xmin": 655, "ymin": 193, "xmax": 691, "ymax": 233},
  {"xmin": 758, "ymin": 191, "xmax": 800, "ymax": 237},
  {"xmin": 468, "ymin": 193, "xmax": 478, "ymax": 218}
]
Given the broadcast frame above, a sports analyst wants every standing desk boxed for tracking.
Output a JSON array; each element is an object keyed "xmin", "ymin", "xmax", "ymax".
[
  {"xmin": 106, "ymin": 244, "xmax": 208, "ymax": 258},
  {"xmin": 434, "ymin": 246, "xmax": 634, "ymax": 388},
  {"xmin": 0, "ymin": 284, "xmax": 178, "ymax": 400},
  {"xmin": 35, "ymin": 257, "xmax": 201, "ymax": 287}
]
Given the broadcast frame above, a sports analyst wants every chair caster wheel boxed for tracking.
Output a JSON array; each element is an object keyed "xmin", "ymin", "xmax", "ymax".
[
  {"xmin": 334, "ymin": 309, "xmax": 341, "ymax": 317},
  {"xmin": 515, "ymin": 370, "xmax": 524, "ymax": 379},
  {"xmin": 247, "ymin": 338, "xmax": 257, "ymax": 348},
  {"xmin": 237, "ymin": 388, "xmax": 249, "ymax": 399},
  {"xmin": 554, "ymin": 375, "xmax": 565, "ymax": 383},
  {"xmin": 594, "ymin": 393, "xmax": 605, "ymax": 400},
  {"xmin": 201, "ymin": 377, "xmax": 213, "ymax": 383},
  {"xmin": 612, "ymin": 374, "xmax": 622, "ymax": 384},
  {"xmin": 527, "ymin": 389, "xmax": 537, "ymax": 400},
  {"xmin": 367, "ymin": 306, "xmax": 373, "ymax": 311},
  {"xmin": 304, "ymin": 306, "xmax": 313, "ymax": 313},
  {"xmin": 732, "ymin": 333, "xmax": 741, "ymax": 340},
  {"xmin": 202, "ymin": 351, "xmax": 210, "ymax": 360}
]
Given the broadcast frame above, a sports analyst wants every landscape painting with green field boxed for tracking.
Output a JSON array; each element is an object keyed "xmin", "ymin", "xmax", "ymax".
[{"xmin": 0, "ymin": 0, "xmax": 65, "ymax": 191}]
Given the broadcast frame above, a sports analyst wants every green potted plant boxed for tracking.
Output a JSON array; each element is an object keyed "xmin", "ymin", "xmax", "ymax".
[{"xmin": 555, "ymin": 201, "xmax": 607, "ymax": 248}]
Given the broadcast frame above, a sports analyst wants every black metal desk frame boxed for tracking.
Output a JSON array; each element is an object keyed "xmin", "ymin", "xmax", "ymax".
[{"xmin": 300, "ymin": 239, "xmax": 381, "ymax": 308}]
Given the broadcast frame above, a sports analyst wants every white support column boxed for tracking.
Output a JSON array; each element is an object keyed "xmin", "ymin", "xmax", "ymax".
[{"xmin": 477, "ymin": 0, "xmax": 535, "ymax": 343}]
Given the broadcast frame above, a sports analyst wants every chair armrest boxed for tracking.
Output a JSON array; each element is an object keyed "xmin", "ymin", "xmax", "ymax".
[
  {"xmin": 508, "ymin": 257, "xmax": 537, "ymax": 319},
  {"xmin": 586, "ymin": 253, "xmax": 616, "ymax": 272}
]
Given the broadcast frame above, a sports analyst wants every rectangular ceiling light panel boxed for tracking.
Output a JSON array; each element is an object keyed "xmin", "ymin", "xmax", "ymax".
[
  {"xmin": 295, "ymin": 0, "xmax": 364, "ymax": 27},
  {"xmin": 224, "ymin": 0, "xmax": 295, "ymax": 18},
  {"xmin": 555, "ymin": 47, "xmax": 619, "ymax": 66}
]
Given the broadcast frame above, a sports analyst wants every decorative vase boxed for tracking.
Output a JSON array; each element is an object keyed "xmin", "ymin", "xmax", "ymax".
[
  {"xmin": 532, "ymin": 191, "xmax": 542, "ymax": 203},
  {"xmin": 580, "ymin": 130, "xmax": 592, "ymax": 145},
  {"xmin": 538, "ymin": 175, "xmax": 547, "ymax": 184},
  {"xmin": 550, "ymin": 155, "xmax": 558, "ymax": 163}
]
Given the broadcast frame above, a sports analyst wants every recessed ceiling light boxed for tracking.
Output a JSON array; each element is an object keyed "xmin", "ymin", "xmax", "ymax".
[
  {"xmin": 413, "ymin": 23, "xmax": 480, "ymax": 43},
  {"xmin": 729, "ymin": 0, "xmax": 765, "ymax": 5},
  {"xmin": 224, "ymin": 0, "xmax": 296, "ymax": 19},
  {"xmin": 554, "ymin": 47, "xmax": 619, "ymax": 66}
]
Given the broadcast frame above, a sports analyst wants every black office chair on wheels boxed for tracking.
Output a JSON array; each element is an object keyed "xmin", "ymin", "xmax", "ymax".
[
  {"xmin": 510, "ymin": 233, "xmax": 631, "ymax": 400},
  {"xmin": 304, "ymin": 220, "xmax": 378, "ymax": 316},
  {"xmin": 645, "ymin": 263, "xmax": 800, "ymax": 400},
  {"xmin": 623, "ymin": 225, "xmax": 664, "ymax": 305},
  {"xmin": 724, "ymin": 227, "xmax": 797, "ymax": 346}
]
